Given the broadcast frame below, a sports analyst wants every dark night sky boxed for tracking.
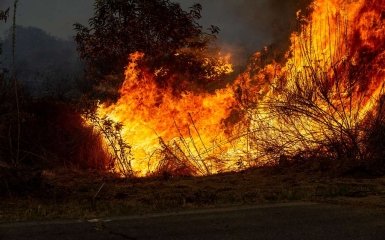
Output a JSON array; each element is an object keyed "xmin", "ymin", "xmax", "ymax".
[{"xmin": 0, "ymin": 0, "xmax": 302, "ymax": 63}]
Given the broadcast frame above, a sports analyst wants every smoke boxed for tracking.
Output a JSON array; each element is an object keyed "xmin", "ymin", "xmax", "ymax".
[
  {"xmin": 0, "ymin": 0, "xmax": 93, "ymax": 39},
  {"xmin": 0, "ymin": 1, "xmax": 10, "ymax": 9},
  {"xmin": 266, "ymin": 0, "xmax": 313, "ymax": 54},
  {"xmin": 179, "ymin": 0, "xmax": 313, "ymax": 65},
  {"xmin": 0, "ymin": 0, "xmax": 313, "ymax": 66}
]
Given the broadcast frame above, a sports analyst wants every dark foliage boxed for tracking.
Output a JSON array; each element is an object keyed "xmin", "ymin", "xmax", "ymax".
[
  {"xmin": 0, "ymin": 6, "xmax": 105, "ymax": 168},
  {"xmin": 0, "ymin": 100, "xmax": 112, "ymax": 170},
  {"xmin": 0, "ymin": 8, "xmax": 9, "ymax": 23},
  {"xmin": 74, "ymin": 0, "xmax": 221, "ymax": 99},
  {"xmin": 361, "ymin": 96, "xmax": 385, "ymax": 175}
]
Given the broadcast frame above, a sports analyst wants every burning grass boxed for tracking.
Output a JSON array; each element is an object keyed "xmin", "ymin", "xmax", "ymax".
[
  {"xmin": 90, "ymin": 52, "xmax": 251, "ymax": 177},
  {"xmin": 86, "ymin": 0, "xmax": 385, "ymax": 177},
  {"xmin": 3, "ymin": 0, "xmax": 385, "ymax": 224},
  {"xmin": 236, "ymin": 0, "xmax": 385, "ymax": 173},
  {"xmin": 2, "ymin": 2, "xmax": 385, "ymax": 222}
]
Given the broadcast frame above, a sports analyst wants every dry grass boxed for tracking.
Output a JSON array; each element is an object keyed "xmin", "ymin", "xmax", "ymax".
[{"xmin": 1, "ymin": 166, "xmax": 384, "ymax": 223}]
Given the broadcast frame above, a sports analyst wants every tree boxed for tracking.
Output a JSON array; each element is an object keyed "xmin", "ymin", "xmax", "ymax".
[
  {"xmin": 74, "ymin": 0, "xmax": 223, "ymax": 98},
  {"xmin": 0, "ymin": 8, "xmax": 9, "ymax": 23}
]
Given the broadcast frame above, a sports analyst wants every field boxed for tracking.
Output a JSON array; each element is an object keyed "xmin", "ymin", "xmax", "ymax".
[{"xmin": 2, "ymin": 165, "xmax": 385, "ymax": 222}]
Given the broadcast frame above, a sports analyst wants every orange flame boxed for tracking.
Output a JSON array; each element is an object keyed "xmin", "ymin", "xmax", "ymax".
[
  {"xmin": 96, "ymin": 52, "xmax": 250, "ymax": 176},
  {"xmin": 94, "ymin": 0, "xmax": 385, "ymax": 176},
  {"xmin": 235, "ymin": 0, "xmax": 385, "ymax": 161}
]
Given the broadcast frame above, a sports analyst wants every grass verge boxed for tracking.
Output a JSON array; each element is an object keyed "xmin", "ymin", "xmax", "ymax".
[{"xmin": 1, "ymin": 166, "xmax": 385, "ymax": 222}]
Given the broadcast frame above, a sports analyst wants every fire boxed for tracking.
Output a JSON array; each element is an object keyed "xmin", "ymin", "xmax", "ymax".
[
  {"xmin": 236, "ymin": 0, "xmax": 385, "ymax": 161},
  {"xmin": 93, "ymin": 0, "xmax": 385, "ymax": 176},
  {"xmin": 96, "ymin": 52, "xmax": 249, "ymax": 176}
]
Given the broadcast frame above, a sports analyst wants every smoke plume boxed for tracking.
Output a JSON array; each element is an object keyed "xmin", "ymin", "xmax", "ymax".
[{"xmin": 179, "ymin": 0, "xmax": 312, "ymax": 64}]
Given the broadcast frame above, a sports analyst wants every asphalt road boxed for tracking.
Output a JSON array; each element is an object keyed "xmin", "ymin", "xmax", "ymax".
[{"xmin": 1, "ymin": 202, "xmax": 385, "ymax": 240}]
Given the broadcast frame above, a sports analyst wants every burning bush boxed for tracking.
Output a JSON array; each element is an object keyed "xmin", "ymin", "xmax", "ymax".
[
  {"xmin": 84, "ymin": 0, "xmax": 385, "ymax": 177},
  {"xmin": 93, "ymin": 52, "xmax": 243, "ymax": 177},
  {"xmin": 236, "ymin": 0, "xmax": 385, "ymax": 175}
]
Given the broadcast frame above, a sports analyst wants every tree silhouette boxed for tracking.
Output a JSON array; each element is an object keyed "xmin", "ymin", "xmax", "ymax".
[
  {"xmin": 74, "ymin": 0, "xmax": 222, "ymax": 99},
  {"xmin": 0, "ymin": 8, "xmax": 9, "ymax": 22}
]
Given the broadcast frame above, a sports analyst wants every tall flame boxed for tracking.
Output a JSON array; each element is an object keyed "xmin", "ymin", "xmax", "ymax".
[
  {"xmin": 94, "ymin": 0, "xmax": 385, "ymax": 176},
  {"xmin": 96, "ymin": 52, "xmax": 249, "ymax": 176}
]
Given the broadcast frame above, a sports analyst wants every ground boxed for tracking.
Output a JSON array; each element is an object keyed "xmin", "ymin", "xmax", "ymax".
[
  {"xmin": 2, "ymin": 203, "xmax": 385, "ymax": 240},
  {"xmin": 1, "ymin": 166, "xmax": 385, "ymax": 222}
]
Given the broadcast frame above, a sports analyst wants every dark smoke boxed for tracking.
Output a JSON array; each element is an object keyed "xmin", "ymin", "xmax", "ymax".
[
  {"xmin": 266, "ymin": 0, "xmax": 313, "ymax": 58},
  {"xmin": 179, "ymin": 0, "xmax": 313, "ymax": 65}
]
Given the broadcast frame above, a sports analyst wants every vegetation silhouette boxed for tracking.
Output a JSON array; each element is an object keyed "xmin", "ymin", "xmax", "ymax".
[{"xmin": 74, "ymin": 0, "xmax": 223, "ymax": 100}]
